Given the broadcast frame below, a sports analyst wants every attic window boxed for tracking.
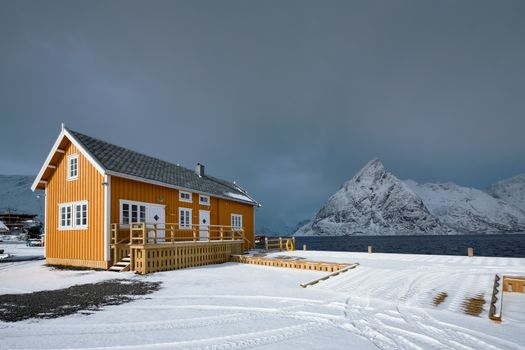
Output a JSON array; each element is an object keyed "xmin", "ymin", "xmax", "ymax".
[
  {"xmin": 67, "ymin": 154, "xmax": 79, "ymax": 180},
  {"xmin": 179, "ymin": 191, "xmax": 192, "ymax": 203}
]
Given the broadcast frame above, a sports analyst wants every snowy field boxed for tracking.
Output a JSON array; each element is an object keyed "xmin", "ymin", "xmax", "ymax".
[{"xmin": 1, "ymin": 250, "xmax": 525, "ymax": 350}]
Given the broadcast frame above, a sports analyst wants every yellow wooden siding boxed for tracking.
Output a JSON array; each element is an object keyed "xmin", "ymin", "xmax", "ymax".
[
  {"xmin": 46, "ymin": 141, "xmax": 105, "ymax": 262},
  {"xmin": 110, "ymin": 176, "xmax": 255, "ymax": 247}
]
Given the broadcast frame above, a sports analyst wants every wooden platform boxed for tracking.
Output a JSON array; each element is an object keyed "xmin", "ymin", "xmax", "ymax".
[
  {"xmin": 230, "ymin": 255, "xmax": 351, "ymax": 273},
  {"xmin": 489, "ymin": 274, "xmax": 525, "ymax": 322}
]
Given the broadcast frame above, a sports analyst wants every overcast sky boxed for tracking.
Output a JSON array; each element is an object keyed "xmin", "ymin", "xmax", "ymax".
[{"xmin": 1, "ymin": 0, "xmax": 524, "ymax": 231}]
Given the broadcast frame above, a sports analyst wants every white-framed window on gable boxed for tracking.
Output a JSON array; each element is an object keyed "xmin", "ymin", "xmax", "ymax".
[
  {"xmin": 120, "ymin": 201, "xmax": 146, "ymax": 225},
  {"xmin": 179, "ymin": 208, "xmax": 192, "ymax": 229},
  {"xmin": 199, "ymin": 195, "xmax": 210, "ymax": 206},
  {"xmin": 67, "ymin": 154, "xmax": 79, "ymax": 180},
  {"xmin": 59, "ymin": 201, "xmax": 88, "ymax": 230},
  {"xmin": 231, "ymin": 214, "xmax": 242, "ymax": 231},
  {"xmin": 179, "ymin": 191, "xmax": 192, "ymax": 203}
]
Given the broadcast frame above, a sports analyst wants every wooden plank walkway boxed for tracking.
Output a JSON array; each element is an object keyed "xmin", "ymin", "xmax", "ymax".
[
  {"xmin": 299, "ymin": 263, "xmax": 359, "ymax": 288},
  {"xmin": 230, "ymin": 255, "xmax": 353, "ymax": 273}
]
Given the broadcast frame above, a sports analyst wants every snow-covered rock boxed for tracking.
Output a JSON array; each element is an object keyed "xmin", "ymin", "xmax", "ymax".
[
  {"xmin": 296, "ymin": 159, "xmax": 449, "ymax": 236},
  {"xmin": 486, "ymin": 174, "xmax": 525, "ymax": 213},
  {"xmin": 405, "ymin": 180, "xmax": 525, "ymax": 233},
  {"xmin": 0, "ymin": 175, "xmax": 43, "ymax": 217}
]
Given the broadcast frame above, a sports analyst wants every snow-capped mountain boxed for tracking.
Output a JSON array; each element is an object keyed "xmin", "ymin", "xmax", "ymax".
[
  {"xmin": 486, "ymin": 174, "xmax": 525, "ymax": 213},
  {"xmin": 296, "ymin": 160, "xmax": 525, "ymax": 236},
  {"xmin": 296, "ymin": 159, "xmax": 449, "ymax": 236},
  {"xmin": 405, "ymin": 180, "xmax": 525, "ymax": 233},
  {"xmin": 0, "ymin": 175, "xmax": 44, "ymax": 217}
]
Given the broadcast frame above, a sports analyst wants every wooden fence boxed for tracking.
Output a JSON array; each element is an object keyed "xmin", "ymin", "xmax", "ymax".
[{"xmin": 262, "ymin": 237, "xmax": 296, "ymax": 251}]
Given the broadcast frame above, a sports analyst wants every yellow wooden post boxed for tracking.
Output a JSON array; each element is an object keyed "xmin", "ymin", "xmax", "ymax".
[
  {"xmin": 170, "ymin": 225, "xmax": 174, "ymax": 243},
  {"xmin": 130, "ymin": 247, "xmax": 134, "ymax": 271},
  {"xmin": 279, "ymin": 237, "xmax": 283, "ymax": 251},
  {"xmin": 193, "ymin": 226, "xmax": 197, "ymax": 242},
  {"xmin": 220, "ymin": 227, "xmax": 224, "ymax": 241},
  {"xmin": 142, "ymin": 223, "xmax": 147, "ymax": 245},
  {"xmin": 153, "ymin": 224, "xmax": 157, "ymax": 244}
]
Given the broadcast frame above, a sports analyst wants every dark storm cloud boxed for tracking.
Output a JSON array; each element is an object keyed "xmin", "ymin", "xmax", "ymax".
[{"xmin": 1, "ymin": 0, "xmax": 524, "ymax": 230}]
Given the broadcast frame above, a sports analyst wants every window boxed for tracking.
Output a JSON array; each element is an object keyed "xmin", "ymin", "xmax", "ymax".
[
  {"xmin": 59, "ymin": 201, "xmax": 88, "ymax": 230},
  {"xmin": 199, "ymin": 195, "xmax": 210, "ymax": 206},
  {"xmin": 67, "ymin": 154, "xmax": 79, "ymax": 180},
  {"xmin": 179, "ymin": 208, "xmax": 192, "ymax": 229},
  {"xmin": 121, "ymin": 201, "xmax": 146, "ymax": 225},
  {"xmin": 179, "ymin": 191, "xmax": 192, "ymax": 203},
  {"xmin": 231, "ymin": 214, "xmax": 242, "ymax": 230}
]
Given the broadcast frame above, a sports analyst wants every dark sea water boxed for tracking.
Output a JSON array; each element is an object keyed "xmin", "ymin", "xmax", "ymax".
[{"xmin": 294, "ymin": 234, "xmax": 525, "ymax": 258}]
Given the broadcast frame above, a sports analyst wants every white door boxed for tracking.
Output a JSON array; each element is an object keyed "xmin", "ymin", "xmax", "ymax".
[
  {"xmin": 199, "ymin": 210, "xmax": 210, "ymax": 240},
  {"xmin": 146, "ymin": 204, "xmax": 165, "ymax": 242}
]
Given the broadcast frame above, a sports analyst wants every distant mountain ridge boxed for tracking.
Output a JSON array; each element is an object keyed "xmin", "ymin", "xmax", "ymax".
[
  {"xmin": 296, "ymin": 160, "xmax": 525, "ymax": 236},
  {"xmin": 486, "ymin": 174, "xmax": 525, "ymax": 213},
  {"xmin": 0, "ymin": 175, "xmax": 44, "ymax": 218}
]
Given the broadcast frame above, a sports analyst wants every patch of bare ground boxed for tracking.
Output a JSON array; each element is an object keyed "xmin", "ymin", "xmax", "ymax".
[
  {"xmin": 432, "ymin": 292, "xmax": 448, "ymax": 306},
  {"xmin": 462, "ymin": 293, "xmax": 486, "ymax": 316},
  {"xmin": 0, "ymin": 279, "xmax": 161, "ymax": 322}
]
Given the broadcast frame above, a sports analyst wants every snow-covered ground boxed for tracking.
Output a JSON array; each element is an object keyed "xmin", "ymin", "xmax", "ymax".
[
  {"xmin": 0, "ymin": 241, "xmax": 44, "ymax": 258},
  {"xmin": 1, "ymin": 251, "xmax": 525, "ymax": 349}
]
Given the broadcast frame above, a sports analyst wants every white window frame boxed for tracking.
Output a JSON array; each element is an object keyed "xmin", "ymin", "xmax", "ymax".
[
  {"xmin": 179, "ymin": 207, "xmax": 192, "ymax": 230},
  {"xmin": 231, "ymin": 214, "xmax": 243, "ymax": 231},
  {"xmin": 119, "ymin": 200, "xmax": 147, "ymax": 225},
  {"xmin": 199, "ymin": 195, "xmax": 210, "ymax": 206},
  {"xmin": 58, "ymin": 200, "xmax": 88, "ymax": 230},
  {"xmin": 67, "ymin": 154, "xmax": 79, "ymax": 180},
  {"xmin": 179, "ymin": 190, "xmax": 192, "ymax": 203}
]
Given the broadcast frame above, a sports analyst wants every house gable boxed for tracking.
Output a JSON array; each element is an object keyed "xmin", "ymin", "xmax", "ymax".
[
  {"xmin": 31, "ymin": 126, "xmax": 105, "ymax": 191},
  {"xmin": 45, "ymin": 140, "xmax": 107, "ymax": 267}
]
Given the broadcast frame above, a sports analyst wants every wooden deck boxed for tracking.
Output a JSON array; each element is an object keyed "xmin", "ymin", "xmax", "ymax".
[{"xmin": 111, "ymin": 223, "xmax": 245, "ymax": 274}]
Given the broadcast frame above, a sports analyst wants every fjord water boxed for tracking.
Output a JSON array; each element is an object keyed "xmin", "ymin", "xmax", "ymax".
[{"xmin": 295, "ymin": 234, "xmax": 525, "ymax": 258}]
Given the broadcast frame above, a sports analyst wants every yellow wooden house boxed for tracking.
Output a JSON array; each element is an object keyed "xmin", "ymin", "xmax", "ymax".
[{"xmin": 32, "ymin": 125, "xmax": 260, "ymax": 273}]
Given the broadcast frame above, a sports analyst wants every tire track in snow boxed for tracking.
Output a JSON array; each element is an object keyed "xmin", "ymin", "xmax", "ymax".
[{"xmin": 30, "ymin": 321, "xmax": 332, "ymax": 350}]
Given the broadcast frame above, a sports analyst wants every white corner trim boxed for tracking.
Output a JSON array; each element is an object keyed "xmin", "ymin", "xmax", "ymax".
[
  {"xmin": 104, "ymin": 174, "xmax": 111, "ymax": 261},
  {"xmin": 44, "ymin": 185, "xmax": 47, "ymax": 258}
]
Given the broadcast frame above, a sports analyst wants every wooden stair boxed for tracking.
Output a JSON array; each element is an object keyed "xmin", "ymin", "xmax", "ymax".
[{"xmin": 109, "ymin": 256, "xmax": 131, "ymax": 272}]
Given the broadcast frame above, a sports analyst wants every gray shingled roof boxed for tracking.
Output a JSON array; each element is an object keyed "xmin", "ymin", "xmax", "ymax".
[{"xmin": 68, "ymin": 129, "xmax": 258, "ymax": 206}]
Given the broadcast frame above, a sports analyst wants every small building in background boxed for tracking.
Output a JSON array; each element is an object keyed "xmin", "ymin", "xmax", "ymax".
[
  {"xmin": 0, "ymin": 211, "xmax": 39, "ymax": 234},
  {"xmin": 0, "ymin": 220, "xmax": 9, "ymax": 233}
]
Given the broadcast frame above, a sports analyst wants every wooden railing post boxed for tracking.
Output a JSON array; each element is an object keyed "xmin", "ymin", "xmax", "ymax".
[
  {"xmin": 193, "ymin": 226, "xmax": 197, "ymax": 242},
  {"xmin": 153, "ymin": 224, "xmax": 157, "ymax": 244},
  {"xmin": 130, "ymin": 247, "xmax": 135, "ymax": 271},
  {"xmin": 279, "ymin": 237, "xmax": 283, "ymax": 251},
  {"xmin": 142, "ymin": 223, "xmax": 147, "ymax": 245},
  {"xmin": 220, "ymin": 227, "xmax": 224, "ymax": 241},
  {"xmin": 170, "ymin": 225, "xmax": 175, "ymax": 243}
]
